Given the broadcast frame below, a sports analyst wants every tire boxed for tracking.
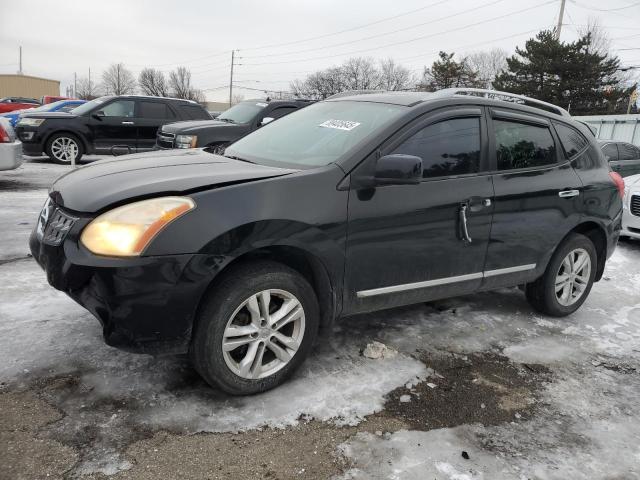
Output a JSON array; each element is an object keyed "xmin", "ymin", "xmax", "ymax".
[
  {"xmin": 191, "ymin": 261, "xmax": 320, "ymax": 395},
  {"xmin": 45, "ymin": 133, "xmax": 84, "ymax": 164},
  {"xmin": 525, "ymin": 233, "xmax": 597, "ymax": 317}
]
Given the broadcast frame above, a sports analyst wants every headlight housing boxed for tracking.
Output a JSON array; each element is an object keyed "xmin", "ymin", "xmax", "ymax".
[
  {"xmin": 17, "ymin": 118, "xmax": 45, "ymax": 127},
  {"xmin": 175, "ymin": 134, "xmax": 197, "ymax": 149},
  {"xmin": 80, "ymin": 197, "xmax": 196, "ymax": 256}
]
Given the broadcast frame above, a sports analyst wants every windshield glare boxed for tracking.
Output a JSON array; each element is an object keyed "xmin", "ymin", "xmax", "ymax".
[
  {"xmin": 217, "ymin": 101, "xmax": 267, "ymax": 124},
  {"xmin": 69, "ymin": 96, "xmax": 111, "ymax": 115},
  {"xmin": 224, "ymin": 100, "xmax": 405, "ymax": 168},
  {"xmin": 27, "ymin": 100, "xmax": 71, "ymax": 113}
]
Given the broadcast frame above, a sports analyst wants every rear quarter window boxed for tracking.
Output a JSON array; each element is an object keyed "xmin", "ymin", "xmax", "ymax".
[{"xmin": 554, "ymin": 122, "xmax": 589, "ymax": 158}]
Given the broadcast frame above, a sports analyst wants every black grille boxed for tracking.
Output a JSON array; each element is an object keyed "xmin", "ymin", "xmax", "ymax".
[
  {"xmin": 156, "ymin": 131, "xmax": 175, "ymax": 149},
  {"xmin": 37, "ymin": 199, "xmax": 77, "ymax": 246},
  {"xmin": 631, "ymin": 195, "xmax": 640, "ymax": 217}
]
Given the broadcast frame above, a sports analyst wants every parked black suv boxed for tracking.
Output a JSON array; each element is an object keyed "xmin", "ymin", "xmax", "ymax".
[
  {"xmin": 30, "ymin": 89, "xmax": 623, "ymax": 395},
  {"xmin": 156, "ymin": 98, "xmax": 313, "ymax": 151},
  {"xmin": 15, "ymin": 95, "xmax": 210, "ymax": 163}
]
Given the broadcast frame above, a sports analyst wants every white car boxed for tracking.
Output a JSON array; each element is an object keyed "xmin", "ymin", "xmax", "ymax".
[
  {"xmin": 0, "ymin": 116, "xmax": 23, "ymax": 170},
  {"xmin": 622, "ymin": 173, "xmax": 640, "ymax": 240}
]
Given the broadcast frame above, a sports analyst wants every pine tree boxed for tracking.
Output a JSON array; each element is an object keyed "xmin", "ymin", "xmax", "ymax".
[
  {"xmin": 493, "ymin": 30, "xmax": 634, "ymax": 115},
  {"xmin": 419, "ymin": 52, "xmax": 482, "ymax": 91}
]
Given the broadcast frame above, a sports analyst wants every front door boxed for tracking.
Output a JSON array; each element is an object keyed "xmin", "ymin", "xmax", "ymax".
[
  {"xmin": 344, "ymin": 108, "xmax": 494, "ymax": 314},
  {"xmin": 89, "ymin": 99, "xmax": 137, "ymax": 154},
  {"xmin": 482, "ymin": 110, "xmax": 584, "ymax": 290}
]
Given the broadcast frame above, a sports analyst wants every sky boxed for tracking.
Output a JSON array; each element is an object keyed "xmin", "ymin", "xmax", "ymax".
[{"xmin": 1, "ymin": 0, "xmax": 640, "ymax": 102}]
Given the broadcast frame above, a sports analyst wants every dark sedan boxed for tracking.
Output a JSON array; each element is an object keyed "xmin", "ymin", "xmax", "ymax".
[{"xmin": 600, "ymin": 140, "xmax": 640, "ymax": 177}]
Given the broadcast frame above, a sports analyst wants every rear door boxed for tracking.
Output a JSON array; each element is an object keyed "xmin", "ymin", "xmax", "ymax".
[
  {"xmin": 88, "ymin": 99, "xmax": 137, "ymax": 154},
  {"xmin": 135, "ymin": 100, "xmax": 177, "ymax": 151},
  {"xmin": 482, "ymin": 110, "xmax": 583, "ymax": 290},
  {"xmin": 344, "ymin": 107, "xmax": 494, "ymax": 314}
]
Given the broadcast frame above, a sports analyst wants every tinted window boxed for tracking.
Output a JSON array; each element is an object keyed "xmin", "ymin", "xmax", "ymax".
[
  {"xmin": 392, "ymin": 117, "xmax": 481, "ymax": 178},
  {"xmin": 218, "ymin": 102, "xmax": 266, "ymax": 123},
  {"xmin": 619, "ymin": 143, "xmax": 640, "ymax": 161},
  {"xmin": 139, "ymin": 101, "xmax": 174, "ymax": 119},
  {"xmin": 267, "ymin": 107, "xmax": 297, "ymax": 120},
  {"xmin": 554, "ymin": 123, "xmax": 589, "ymax": 158},
  {"xmin": 99, "ymin": 100, "xmax": 135, "ymax": 117},
  {"xmin": 494, "ymin": 120, "xmax": 556, "ymax": 170},
  {"xmin": 602, "ymin": 143, "xmax": 618, "ymax": 162},
  {"xmin": 177, "ymin": 104, "xmax": 209, "ymax": 120}
]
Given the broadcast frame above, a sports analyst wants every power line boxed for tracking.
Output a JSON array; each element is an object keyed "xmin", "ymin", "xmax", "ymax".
[
  {"xmin": 240, "ymin": 0, "xmax": 557, "ymax": 66},
  {"xmin": 571, "ymin": 0, "xmax": 640, "ymax": 12},
  {"xmin": 241, "ymin": 0, "xmax": 507, "ymax": 59}
]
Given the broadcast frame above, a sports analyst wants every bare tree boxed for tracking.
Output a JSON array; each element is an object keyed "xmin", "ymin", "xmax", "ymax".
[
  {"xmin": 378, "ymin": 58, "xmax": 413, "ymax": 91},
  {"xmin": 75, "ymin": 76, "xmax": 100, "ymax": 100},
  {"xmin": 466, "ymin": 48, "xmax": 508, "ymax": 89},
  {"xmin": 232, "ymin": 93, "xmax": 245, "ymax": 105},
  {"xmin": 101, "ymin": 63, "xmax": 137, "ymax": 95},
  {"xmin": 291, "ymin": 66, "xmax": 345, "ymax": 99},
  {"xmin": 169, "ymin": 66, "xmax": 205, "ymax": 101},
  {"xmin": 138, "ymin": 68, "xmax": 169, "ymax": 97},
  {"xmin": 341, "ymin": 57, "xmax": 381, "ymax": 90}
]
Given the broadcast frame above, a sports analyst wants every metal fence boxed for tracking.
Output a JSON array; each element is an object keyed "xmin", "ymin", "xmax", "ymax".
[{"xmin": 572, "ymin": 114, "xmax": 640, "ymax": 146}]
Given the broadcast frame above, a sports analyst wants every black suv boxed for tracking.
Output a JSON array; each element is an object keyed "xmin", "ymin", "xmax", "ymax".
[
  {"xmin": 156, "ymin": 98, "xmax": 313, "ymax": 151},
  {"xmin": 15, "ymin": 95, "xmax": 210, "ymax": 163},
  {"xmin": 30, "ymin": 89, "xmax": 623, "ymax": 395}
]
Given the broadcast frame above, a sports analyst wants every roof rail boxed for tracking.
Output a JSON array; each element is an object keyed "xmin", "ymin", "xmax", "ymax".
[
  {"xmin": 326, "ymin": 89, "xmax": 386, "ymax": 100},
  {"xmin": 437, "ymin": 88, "xmax": 571, "ymax": 117}
]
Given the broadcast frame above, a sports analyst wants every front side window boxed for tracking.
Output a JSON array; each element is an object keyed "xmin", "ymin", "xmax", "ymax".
[
  {"xmin": 554, "ymin": 122, "xmax": 589, "ymax": 158},
  {"xmin": 495, "ymin": 119, "xmax": 556, "ymax": 170},
  {"xmin": 99, "ymin": 100, "xmax": 135, "ymax": 117},
  {"xmin": 392, "ymin": 117, "xmax": 481, "ymax": 178},
  {"xmin": 602, "ymin": 143, "xmax": 618, "ymax": 162},
  {"xmin": 619, "ymin": 143, "xmax": 640, "ymax": 161},
  {"xmin": 224, "ymin": 100, "xmax": 405, "ymax": 168}
]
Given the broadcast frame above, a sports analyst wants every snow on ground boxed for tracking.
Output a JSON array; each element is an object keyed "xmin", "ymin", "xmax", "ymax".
[{"xmin": 2, "ymin": 159, "xmax": 640, "ymax": 477}]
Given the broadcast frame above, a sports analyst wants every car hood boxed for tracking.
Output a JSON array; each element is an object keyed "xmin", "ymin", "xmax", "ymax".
[
  {"xmin": 625, "ymin": 174, "xmax": 640, "ymax": 189},
  {"xmin": 51, "ymin": 148, "xmax": 297, "ymax": 213},
  {"xmin": 22, "ymin": 111, "xmax": 77, "ymax": 119},
  {"xmin": 160, "ymin": 119, "xmax": 239, "ymax": 134}
]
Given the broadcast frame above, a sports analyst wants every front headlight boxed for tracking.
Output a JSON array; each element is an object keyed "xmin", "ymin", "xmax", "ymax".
[
  {"xmin": 18, "ymin": 118, "xmax": 45, "ymax": 127},
  {"xmin": 175, "ymin": 134, "xmax": 197, "ymax": 149},
  {"xmin": 80, "ymin": 197, "xmax": 196, "ymax": 256}
]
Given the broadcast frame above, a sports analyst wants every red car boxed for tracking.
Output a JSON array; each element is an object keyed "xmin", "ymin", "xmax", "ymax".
[
  {"xmin": 0, "ymin": 97, "xmax": 40, "ymax": 114},
  {"xmin": 41, "ymin": 95, "xmax": 71, "ymax": 104}
]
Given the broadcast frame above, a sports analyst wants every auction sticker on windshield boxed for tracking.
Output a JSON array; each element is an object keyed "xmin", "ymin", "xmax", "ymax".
[{"xmin": 319, "ymin": 119, "xmax": 361, "ymax": 131}]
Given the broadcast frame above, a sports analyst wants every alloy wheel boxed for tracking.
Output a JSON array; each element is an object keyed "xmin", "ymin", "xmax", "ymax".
[
  {"xmin": 555, "ymin": 248, "xmax": 591, "ymax": 306},
  {"xmin": 51, "ymin": 137, "xmax": 79, "ymax": 163},
  {"xmin": 222, "ymin": 289, "xmax": 305, "ymax": 380}
]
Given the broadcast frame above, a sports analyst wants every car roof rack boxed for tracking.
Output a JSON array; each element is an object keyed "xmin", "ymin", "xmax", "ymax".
[
  {"xmin": 436, "ymin": 88, "xmax": 571, "ymax": 117},
  {"xmin": 326, "ymin": 89, "xmax": 386, "ymax": 100}
]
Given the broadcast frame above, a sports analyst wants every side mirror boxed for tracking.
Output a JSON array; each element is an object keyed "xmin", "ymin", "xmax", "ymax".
[
  {"xmin": 375, "ymin": 154, "xmax": 422, "ymax": 185},
  {"xmin": 92, "ymin": 111, "xmax": 105, "ymax": 120},
  {"xmin": 260, "ymin": 116, "xmax": 274, "ymax": 126}
]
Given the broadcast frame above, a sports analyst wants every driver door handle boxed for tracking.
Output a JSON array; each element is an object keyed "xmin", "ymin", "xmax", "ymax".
[
  {"xmin": 121, "ymin": 121, "xmax": 135, "ymax": 125},
  {"xmin": 459, "ymin": 204, "xmax": 472, "ymax": 243},
  {"xmin": 558, "ymin": 189, "xmax": 580, "ymax": 198}
]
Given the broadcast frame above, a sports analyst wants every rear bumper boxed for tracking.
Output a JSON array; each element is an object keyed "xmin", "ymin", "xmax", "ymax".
[{"xmin": 0, "ymin": 140, "xmax": 23, "ymax": 170}]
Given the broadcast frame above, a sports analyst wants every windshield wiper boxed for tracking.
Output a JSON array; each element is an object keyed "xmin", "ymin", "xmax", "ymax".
[{"xmin": 217, "ymin": 117, "xmax": 236, "ymax": 124}]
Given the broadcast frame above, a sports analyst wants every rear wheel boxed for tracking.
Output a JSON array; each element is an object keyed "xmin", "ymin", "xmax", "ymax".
[
  {"xmin": 525, "ymin": 233, "xmax": 597, "ymax": 317},
  {"xmin": 46, "ymin": 133, "xmax": 84, "ymax": 164},
  {"xmin": 191, "ymin": 261, "xmax": 319, "ymax": 395}
]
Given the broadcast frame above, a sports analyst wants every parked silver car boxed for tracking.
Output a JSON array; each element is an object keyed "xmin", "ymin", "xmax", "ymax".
[
  {"xmin": 622, "ymin": 174, "xmax": 640, "ymax": 240},
  {"xmin": 0, "ymin": 117, "xmax": 23, "ymax": 171}
]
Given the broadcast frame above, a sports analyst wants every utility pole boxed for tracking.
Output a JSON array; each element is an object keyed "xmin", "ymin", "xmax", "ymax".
[
  {"xmin": 18, "ymin": 46, "xmax": 22, "ymax": 74},
  {"xmin": 74, "ymin": 72, "xmax": 77, "ymax": 98},
  {"xmin": 555, "ymin": 0, "xmax": 566, "ymax": 41},
  {"xmin": 88, "ymin": 67, "xmax": 91, "ymax": 98},
  {"xmin": 229, "ymin": 50, "xmax": 236, "ymax": 107}
]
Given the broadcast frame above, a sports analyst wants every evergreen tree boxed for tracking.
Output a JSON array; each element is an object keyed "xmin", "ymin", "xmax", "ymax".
[
  {"xmin": 493, "ymin": 30, "xmax": 634, "ymax": 115},
  {"xmin": 419, "ymin": 52, "xmax": 482, "ymax": 91}
]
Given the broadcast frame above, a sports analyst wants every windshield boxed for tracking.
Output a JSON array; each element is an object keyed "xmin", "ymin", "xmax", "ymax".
[
  {"xmin": 217, "ymin": 101, "xmax": 267, "ymax": 124},
  {"xmin": 224, "ymin": 100, "xmax": 405, "ymax": 168},
  {"xmin": 24, "ymin": 100, "xmax": 71, "ymax": 113},
  {"xmin": 69, "ymin": 96, "xmax": 112, "ymax": 115}
]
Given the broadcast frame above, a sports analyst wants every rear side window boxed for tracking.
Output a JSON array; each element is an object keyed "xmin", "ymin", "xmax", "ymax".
[
  {"xmin": 602, "ymin": 143, "xmax": 618, "ymax": 162},
  {"xmin": 554, "ymin": 123, "xmax": 589, "ymax": 158},
  {"xmin": 494, "ymin": 119, "xmax": 556, "ymax": 170},
  {"xmin": 177, "ymin": 104, "xmax": 210, "ymax": 120},
  {"xmin": 619, "ymin": 143, "xmax": 640, "ymax": 161},
  {"xmin": 139, "ymin": 101, "xmax": 175, "ymax": 119},
  {"xmin": 392, "ymin": 117, "xmax": 481, "ymax": 178}
]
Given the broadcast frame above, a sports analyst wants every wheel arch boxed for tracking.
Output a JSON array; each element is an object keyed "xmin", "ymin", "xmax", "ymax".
[
  {"xmin": 565, "ymin": 221, "xmax": 608, "ymax": 281},
  {"xmin": 45, "ymin": 130, "xmax": 90, "ymax": 154}
]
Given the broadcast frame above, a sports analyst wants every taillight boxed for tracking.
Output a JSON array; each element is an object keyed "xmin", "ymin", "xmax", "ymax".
[
  {"xmin": 609, "ymin": 171, "xmax": 625, "ymax": 199},
  {"xmin": 0, "ymin": 123, "xmax": 9, "ymax": 143}
]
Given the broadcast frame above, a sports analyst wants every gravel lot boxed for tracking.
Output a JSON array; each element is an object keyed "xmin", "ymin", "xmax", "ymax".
[{"xmin": 1, "ymin": 157, "xmax": 640, "ymax": 479}]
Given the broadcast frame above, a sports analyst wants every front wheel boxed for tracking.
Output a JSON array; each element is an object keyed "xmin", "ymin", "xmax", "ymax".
[
  {"xmin": 525, "ymin": 233, "xmax": 597, "ymax": 317},
  {"xmin": 45, "ymin": 133, "xmax": 84, "ymax": 164},
  {"xmin": 191, "ymin": 261, "xmax": 319, "ymax": 395}
]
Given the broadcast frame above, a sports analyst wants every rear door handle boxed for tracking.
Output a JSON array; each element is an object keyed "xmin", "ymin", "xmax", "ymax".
[
  {"xmin": 121, "ymin": 121, "xmax": 135, "ymax": 125},
  {"xmin": 558, "ymin": 189, "xmax": 580, "ymax": 198},
  {"xmin": 459, "ymin": 204, "xmax": 472, "ymax": 243}
]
